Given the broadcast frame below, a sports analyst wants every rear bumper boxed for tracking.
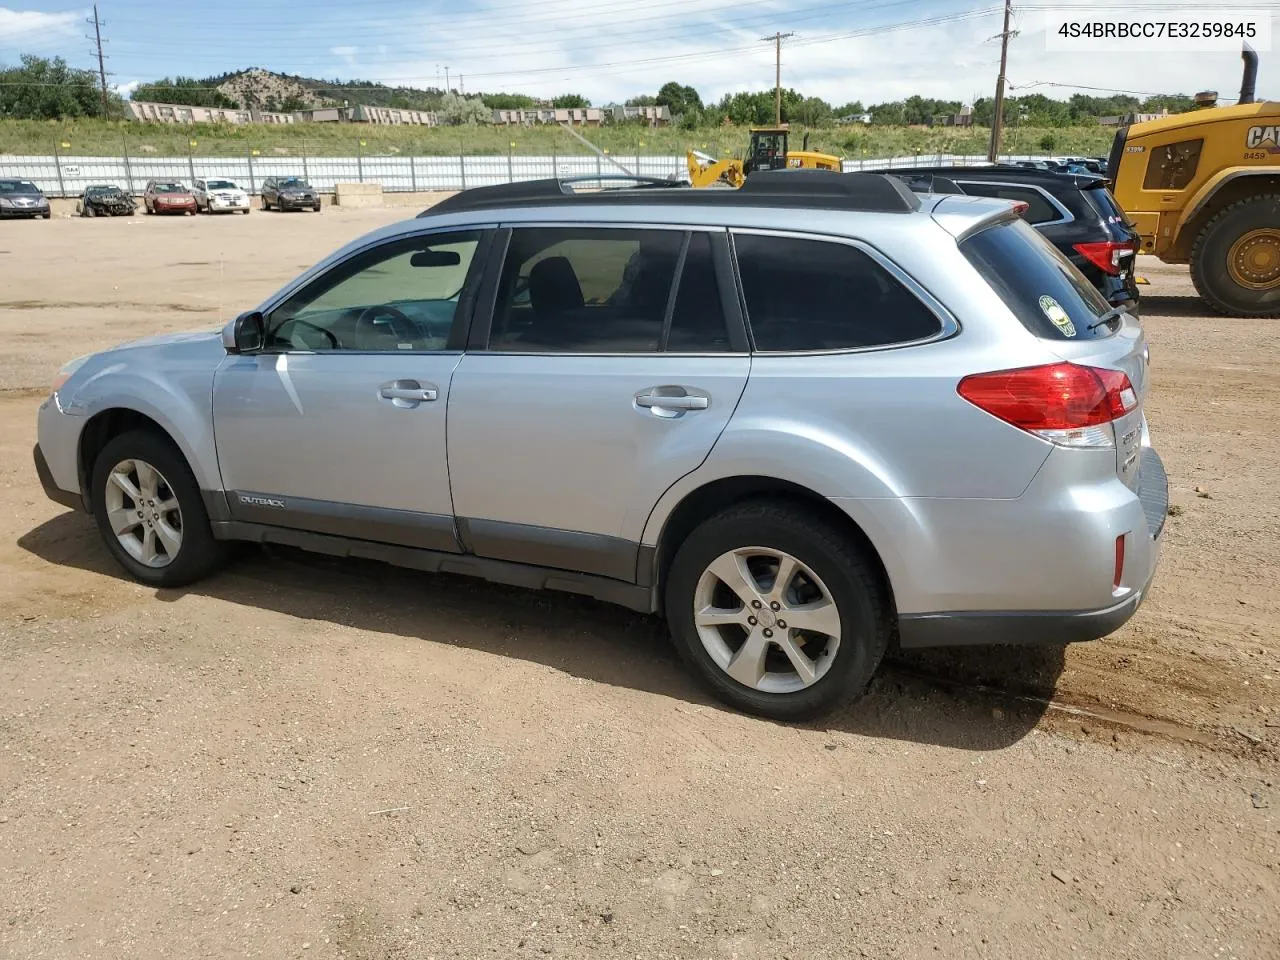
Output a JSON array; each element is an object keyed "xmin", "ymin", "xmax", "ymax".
[
  {"xmin": 840, "ymin": 446, "xmax": 1169, "ymax": 649},
  {"xmin": 34, "ymin": 443, "xmax": 84, "ymax": 512}
]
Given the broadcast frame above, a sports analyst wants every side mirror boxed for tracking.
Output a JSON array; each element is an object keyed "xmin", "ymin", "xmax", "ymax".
[{"xmin": 223, "ymin": 310, "xmax": 265, "ymax": 354}]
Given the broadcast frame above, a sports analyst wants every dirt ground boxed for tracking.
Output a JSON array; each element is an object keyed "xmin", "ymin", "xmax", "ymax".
[{"xmin": 0, "ymin": 205, "xmax": 1276, "ymax": 960}]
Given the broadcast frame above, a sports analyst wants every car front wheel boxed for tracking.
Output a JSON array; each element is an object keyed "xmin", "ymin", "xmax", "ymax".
[
  {"xmin": 90, "ymin": 430, "xmax": 225, "ymax": 587},
  {"xmin": 665, "ymin": 500, "xmax": 891, "ymax": 720}
]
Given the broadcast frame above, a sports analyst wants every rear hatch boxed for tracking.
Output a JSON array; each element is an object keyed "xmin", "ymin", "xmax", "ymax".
[
  {"xmin": 960, "ymin": 217, "xmax": 1149, "ymax": 492},
  {"xmin": 1079, "ymin": 179, "xmax": 1141, "ymax": 300}
]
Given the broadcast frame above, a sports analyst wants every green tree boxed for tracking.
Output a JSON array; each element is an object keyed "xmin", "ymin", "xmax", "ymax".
[
  {"xmin": 552, "ymin": 93, "xmax": 590, "ymax": 108},
  {"xmin": 131, "ymin": 76, "xmax": 236, "ymax": 108},
  {"xmin": 0, "ymin": 54, "xmax": 119, "ymax": 119},
  {"xmin": 655, "ymin": 81, "xmax": 703, "ymax": 118},
  {"xmin": 868, "ymin": 101, "xmax": 905, "ymax": 125},
  {"xmin": 626, "ymin": 94, "xmax": 657, "ymax": 106},
  {"xmin": 439, "ymin": 92, "xmax": 492, "ymax": 125},
  {"xmin": 833, "ymin": 100, "xmax": 865, "ymax": 117},
  {"xmin": 481, "ymin": 92, "xmax": 536, "ymax": 110}
]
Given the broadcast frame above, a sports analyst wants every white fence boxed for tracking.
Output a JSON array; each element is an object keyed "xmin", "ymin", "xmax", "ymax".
[{"xmin": 0, "ymin": 152, "xmax": 1062, "ymax": 198}]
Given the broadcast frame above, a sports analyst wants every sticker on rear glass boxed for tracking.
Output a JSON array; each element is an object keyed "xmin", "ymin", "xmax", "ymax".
[{"xmin": 1038, "ymin": 295, "xmax": 1076, "ymax": 337}]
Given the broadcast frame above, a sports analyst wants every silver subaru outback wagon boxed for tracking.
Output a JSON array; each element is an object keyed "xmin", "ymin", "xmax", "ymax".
[{"xmin": 34, "ymin": 171, "xmax": 1167, "ymax": 719}]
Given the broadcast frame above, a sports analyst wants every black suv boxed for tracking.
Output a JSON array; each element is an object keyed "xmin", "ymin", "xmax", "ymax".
[
  {"xmin": 876, "ymin": 166, "xmax": 1140, "ymax": 312},
  {"xmin": 261, "ymin": 177, "xmax": 320, "ymax": 212}
]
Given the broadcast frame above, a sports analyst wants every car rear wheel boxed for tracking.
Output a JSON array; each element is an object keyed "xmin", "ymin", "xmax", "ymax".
[
  {"xmin": 90, "ymin": 430, "xmax": 225, "ymax": 588},
  {"xmin": 1191, "ymin": 194, "xmax": 1280, "ymax": 318},
  {"xmin": 665, "ymin": 500, "xmax": 891, "ymax": 720}
]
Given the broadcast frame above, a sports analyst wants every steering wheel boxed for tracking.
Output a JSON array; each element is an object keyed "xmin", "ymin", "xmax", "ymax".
[
  {"xmin": 282, "ymin": 318, "xmax": 339, "ymax": 351},
  {"xmin": 354, "ymin": 304, "xmax": 420, "ymax": 350}
]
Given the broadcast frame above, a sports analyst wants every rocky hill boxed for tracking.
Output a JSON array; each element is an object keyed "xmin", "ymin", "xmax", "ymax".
[{"xmin": 215, "ymin": 69, "xmax": 327, "ymax": 111}]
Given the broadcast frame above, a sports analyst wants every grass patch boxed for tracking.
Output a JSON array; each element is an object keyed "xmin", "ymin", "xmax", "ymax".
[{"xmin": 1, "ymin": 117, "xmax": 1116, "ymax": 160}]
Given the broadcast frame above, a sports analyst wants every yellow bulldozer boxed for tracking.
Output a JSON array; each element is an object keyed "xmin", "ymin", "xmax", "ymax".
[
  {"xmin": 687, "ymin": 125, "xmax": 843, "ymax": 189},
  {"xmin": 1110, "ymin": 44, "xmax": 1279, "ymax": 316}
]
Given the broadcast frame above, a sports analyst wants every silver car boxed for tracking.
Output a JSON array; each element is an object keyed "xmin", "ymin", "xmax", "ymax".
[{"xmin": 33, "ymin": 172, "xmax": 1167, "ymax": 720}]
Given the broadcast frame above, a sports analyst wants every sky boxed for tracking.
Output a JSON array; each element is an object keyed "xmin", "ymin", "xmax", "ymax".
[{"xmin": 0, "ymin": 0, "xmax": 1273, "ymax": 107}]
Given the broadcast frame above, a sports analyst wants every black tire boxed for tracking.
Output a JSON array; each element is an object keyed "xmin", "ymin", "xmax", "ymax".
[
  {"xmin": 1190, "ymin": 193, "xmax": 1280, "ymax": 318},
  {"xmin": 261, "ymin": 195, "xmax": 270, "ymax": 211},
  {"xmin": 41, "ymin": 211, "xmax": 51, "ymax": 220},
  {"xmin": 83, "ymin": 205, "xmax": 95, "ymax": 218},
  {"xmin": 312, "ymin": 203, "xmax": 321, "ymax": 212},
  {"xmin": 664, "ymin": 499, "xmax": 891, "ymax": 721},
  {"xmin": 90, "ymin": 429, "xmax": 225, "ymax": 588}
]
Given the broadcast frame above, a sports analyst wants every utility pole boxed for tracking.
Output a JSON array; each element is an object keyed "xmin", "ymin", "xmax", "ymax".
[
  {"xmin": 88, "ymin": 4, "xmax": 109, "ymax": 118},
  {"xmin": 760, "ymin": 31, "xmax": 795, "ymax": 126},
  {"xmin": 444, "ymin": 65, "xmax": 450, "ymax": 94},
  {"xmin": 987, "ymin": 0, "xmax": 1016, "ymax": 162}
]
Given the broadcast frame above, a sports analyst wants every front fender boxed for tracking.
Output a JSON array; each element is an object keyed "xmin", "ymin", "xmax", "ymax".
[{"xmin": 63, "ymin": 359, "xmax": 222, "ymax": 492}]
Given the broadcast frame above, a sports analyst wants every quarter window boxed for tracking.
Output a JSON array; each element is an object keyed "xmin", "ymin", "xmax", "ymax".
[
  {"xmin": 265, "ymin": 231, "xmax": 482, "ymax": 352},
  {"xmin": 1143, "ymin": 138, "xmax": 1203, "ymax": 190},
  {"xmin": 955, "ymin": 182, "xmax": 1064, "ymax": 225},
  {"xmin": 733, "ymin": 234, "xmax": 943, "ymax": 351}
]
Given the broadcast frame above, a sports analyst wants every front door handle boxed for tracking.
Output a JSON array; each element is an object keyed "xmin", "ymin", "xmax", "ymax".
[
  {"xmin": 637, "ymin": 394, "xmax": 708, "ymax": 410},
  {"xmin": 379, "ymin": 379, "xmax": 438, "ymax": 407},
  {"xmin": 381, "ymin": 386, "xmax": 437, "ymax": 402}
]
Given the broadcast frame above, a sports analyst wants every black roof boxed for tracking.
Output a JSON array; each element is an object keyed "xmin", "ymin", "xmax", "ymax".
[
  {"xmin": 420, "ymin": 169, "xmax": 921, "ymax": 218},
  {"xmin": 867, "ymin": 164, "xmax": 1108, "ymax": 191}
]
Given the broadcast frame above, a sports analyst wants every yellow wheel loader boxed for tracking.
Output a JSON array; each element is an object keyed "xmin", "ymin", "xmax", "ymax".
[
  {"xmin": 687, "ymin": 125, "xmax": 843, "ymax": 189},
  {"xmin": 1110, "ymin": 44, "xmax": 1280, "ymax": 317}
]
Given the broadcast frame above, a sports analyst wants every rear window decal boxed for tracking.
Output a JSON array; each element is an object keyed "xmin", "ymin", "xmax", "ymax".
[{"xmin": 1039, "ymin": 295, "xmax": 1077, "ymax": 337}]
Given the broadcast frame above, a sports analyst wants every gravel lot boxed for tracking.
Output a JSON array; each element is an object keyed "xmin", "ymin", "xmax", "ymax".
[{"xmin": 1, "ymin": 205, "xmax": 1276, "ymax": 959}]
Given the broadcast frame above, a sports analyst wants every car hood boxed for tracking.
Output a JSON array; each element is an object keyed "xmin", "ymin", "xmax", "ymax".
[{"xmin": 111, "ymin": 328, "xmax": 224, "ymax": 353}]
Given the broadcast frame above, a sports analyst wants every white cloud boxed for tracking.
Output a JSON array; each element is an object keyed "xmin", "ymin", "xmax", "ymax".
[
  {"xmin": 0, "ymin": 7, "xmax": 84, "ymax": 47},
  {"xmin": 114, "ymin": 78, "xmax": 140, "ymax": 98},
  {"xmin": 330, "ymin": 45, "xmax": 358, "ymax": 58}
]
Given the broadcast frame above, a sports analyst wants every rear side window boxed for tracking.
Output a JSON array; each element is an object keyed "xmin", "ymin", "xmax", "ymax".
[
  {"xmin": 667, "ymin": 232, "xmax": 732, "ymax": 352},
  {"xmin": 1143, "ymin": 138, "xmax": 1203, "ymax": 190},
  {"xmin": 955, "ymin": 182, "xmax": 1064, "ymax": 225},
  {"xmin": 961, "ymin": 219, "xmax": 1114, "ymax": 341},
  {"xmin": 489, "ymin": 227, "xmax": 683, "ymax": 353},
  {"xmin": 733, "ymin": 234, "xmax": 943, "ymax": 352},
  {"xmin": 1082, "ymin": 184, "xmax": 1131, "ymax": 230}
]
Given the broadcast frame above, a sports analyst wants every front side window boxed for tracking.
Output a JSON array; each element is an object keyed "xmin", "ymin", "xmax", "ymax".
[
  {"xmin": 1143, "ymin": 138, "xmax": 1203, "ymax": 190},
  {"xmin": 956, "ymin": 182, "xmax": 1065, "ymax": 225},
  {"xmin": 733, "ymin": 233, "xmax": 944, "ymax": 351},
  {"xmin": 266, "ymin": 231, "xmax": 482, "ymax": 352},
  {"xmin": 488, "ymin": 227, "xmax": 683, "ymax": 353}
]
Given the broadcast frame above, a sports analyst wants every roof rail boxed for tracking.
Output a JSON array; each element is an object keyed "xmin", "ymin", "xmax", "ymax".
[
  {"xmin": 419, "ymin": 174, "xmax": 687, "ymax": 217},
  {"xmin": 419, "ymin": 169, "xmax": 921, "ymax": 218},
  {"xmin": 887, "ymin": 172, "xmax": 967, "ymax": 196}
]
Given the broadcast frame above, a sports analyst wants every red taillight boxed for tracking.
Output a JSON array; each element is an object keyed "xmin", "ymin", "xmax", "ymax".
[
  {"xmin": 1010, "ymin": 200, "xmax": 1030, "ymax": 216},
  {"xmin": 1073, "ymin": 240, "xmax": 1135, "ymax": 276},
  {"xmin": 957, "ymin": 362, "xmax": 1138, "ymax": 432},
  {"xmin": 1113, "ymin": 534, "xmax": 1125, "ymax": 589}
]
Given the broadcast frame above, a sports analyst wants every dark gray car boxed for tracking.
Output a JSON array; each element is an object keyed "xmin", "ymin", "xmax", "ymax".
[
  {"xmin": 261, "ymin": 177, "xmax": 320, "ymax": 212},
  {"xmin": 0, "ymin": 179, "xmax": 51, "ymax": 219}
]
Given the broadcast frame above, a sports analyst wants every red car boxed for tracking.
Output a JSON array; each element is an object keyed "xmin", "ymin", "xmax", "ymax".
[{"xmin": 144, "ymin": 180, "xmax": 197, "ymax": 215}]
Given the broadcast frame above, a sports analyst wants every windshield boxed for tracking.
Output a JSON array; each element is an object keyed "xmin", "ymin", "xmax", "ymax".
[
  {"xmin": 961, "ymin": 218, "xmax": 1115, "ymax": 341},
  {"xmin": 0, "ymin": 180, "xmax": 39, "ymax": 194},
  {"xmin": 206, "ymin": 180, "xmax": 236, "ymax": 190},
  {"xmin": 88, "ymin": 186, "xmax": 123, "ymax": 196},
  {"xmin": 152, "ymin": 183, "xmax": 185, "ymax": 193},
  {"xmin": 281, "ymin": 179, "xmax": 311, "ymax": 189}
]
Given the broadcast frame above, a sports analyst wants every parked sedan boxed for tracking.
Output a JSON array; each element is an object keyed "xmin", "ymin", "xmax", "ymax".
[
  {"xmin": 144, "ymin": 180, "xmax": 197, "ymax": 216},
  {"xmin": 0, "ymin": 179, "xmax": 51, "ymax": 219},
  {"xmin": 261, "ymin": 176, "xmax": 320, "ymax": 212},
  {"xmin": 193, "ymin": 178, "xmax": 251, "ymax": 214},
  {"xmin": 77, "ymin": 185, "xmax": 136, "ymax": 218}
]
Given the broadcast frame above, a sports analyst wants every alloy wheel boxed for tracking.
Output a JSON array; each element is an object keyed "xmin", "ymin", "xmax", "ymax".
[
  {"xmin": 103, "ymin": 458, "xmax": 183, "ymax": 568},
  {"xmin": 693, "ymin": 547, "xmax": 842, "ymax": 694}
]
